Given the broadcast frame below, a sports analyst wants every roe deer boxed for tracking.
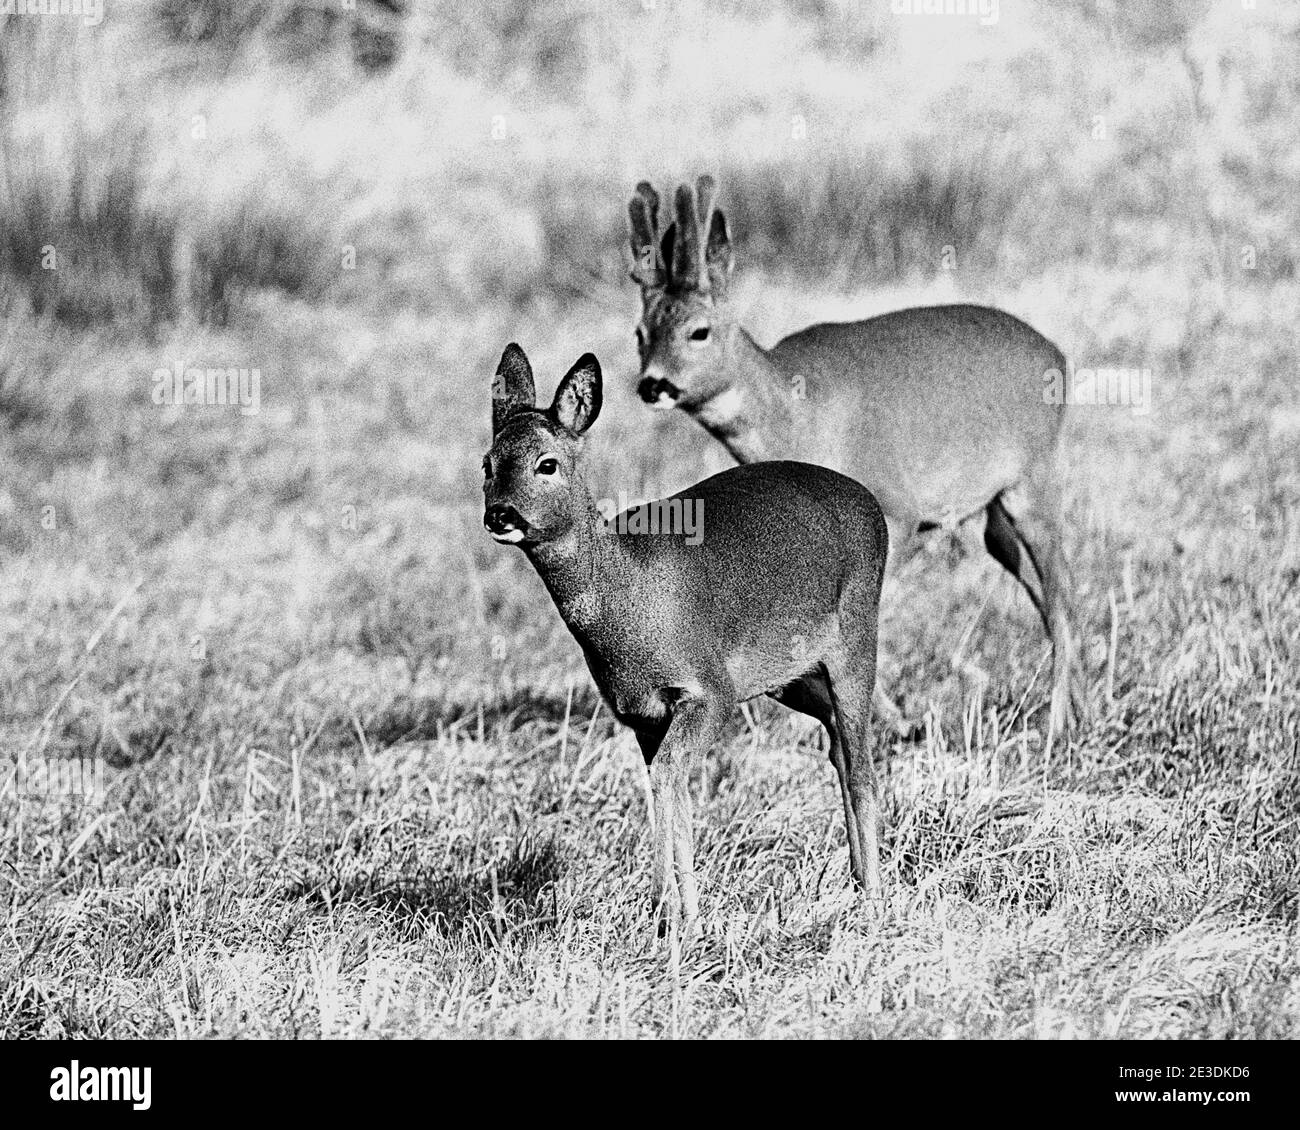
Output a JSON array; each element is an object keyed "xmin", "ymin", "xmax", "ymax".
[
  {"xmin": 483, "ymin": 343, "xmax": 889, "ymax": 937},
  {"xmin": 627, "ymin": 176, "xmax": 1087, "ymax": 740}
]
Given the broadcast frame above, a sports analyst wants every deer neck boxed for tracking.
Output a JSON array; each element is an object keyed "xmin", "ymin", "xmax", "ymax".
[
  {"xmin": 694, "ymin": 326, "xmax": 794, "ymax": 464},
  {"xmin": 524, "ymin": 491, "xmax": 624, "ymax": 636}
]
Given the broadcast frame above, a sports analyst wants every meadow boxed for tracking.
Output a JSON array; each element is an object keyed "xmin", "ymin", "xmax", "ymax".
[{"xmin": 0, "ymin": 0, "xmax": 1297, "ymax": 1037}]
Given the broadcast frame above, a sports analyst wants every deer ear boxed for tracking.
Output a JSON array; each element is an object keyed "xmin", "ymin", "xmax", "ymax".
[
  {"xmin": 492, "ymin": 343, "xmax": 535, "ymax": 434},
  {"xmin": 551, "ymin": 353, "xmax": 602, "ymax": 435}
]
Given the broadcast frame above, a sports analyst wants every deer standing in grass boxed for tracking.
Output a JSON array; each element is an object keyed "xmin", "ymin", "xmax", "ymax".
[
  {"xmin": 483, "ymin": 343, "xmax": 889, "ymax": 938},
  {"xmin": 628, "ymin": 177, "xmax": 1087, "ymax": 740}
]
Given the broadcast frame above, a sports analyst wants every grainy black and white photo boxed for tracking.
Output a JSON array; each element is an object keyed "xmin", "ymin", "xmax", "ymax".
[{"xmin": 1, "ymin": 0, "xmax": 1297, "ymax": 1051}]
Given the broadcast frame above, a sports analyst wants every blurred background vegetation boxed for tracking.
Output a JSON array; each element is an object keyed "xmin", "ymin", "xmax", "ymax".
[{"xmin": 3, "ymin": 0, "xmax": 1295, "ymax": 322}]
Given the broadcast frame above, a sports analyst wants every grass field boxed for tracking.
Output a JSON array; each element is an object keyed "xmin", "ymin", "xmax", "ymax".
[{"xmin": 1, "ymin": 0, "xmax": 1298, "ymax": 1038}]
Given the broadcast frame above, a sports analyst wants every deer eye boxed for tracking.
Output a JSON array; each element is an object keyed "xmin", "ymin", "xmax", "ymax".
[
  {"xmin": 688, "ymin": 325, "xmax": 710, "ymax": 343},
  {"xmin": 535, "ymin": 456, "xmax": 559, "ymax": 476}
]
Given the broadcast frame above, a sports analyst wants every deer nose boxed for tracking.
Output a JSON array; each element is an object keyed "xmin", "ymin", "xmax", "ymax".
[
  {"xmin": 484, "ymin": 504, "xmax": 522, "ymax": 535},
  {"xmin": 637, "ymin": 375, "xmax": 682, "ymax": 405}
]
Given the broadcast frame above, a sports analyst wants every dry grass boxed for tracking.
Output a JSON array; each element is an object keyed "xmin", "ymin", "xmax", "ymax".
[{"xmin": 0, "ymin": 0, "xmax": 1298, "ymax": 1038}]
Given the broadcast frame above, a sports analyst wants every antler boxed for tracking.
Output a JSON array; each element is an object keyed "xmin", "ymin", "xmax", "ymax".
[
  {"xmin": 671, "ymin": 182, "xmax": 703, "ymax": 293},
  {"xmin": 628, "ymin": 181, "xmax": 664, "ymax": 288},
  {"xmin": 634, "ymin": 175, "xmax": 731, "ymax": 295},
  {"xmin": 695, "ymin": 174, "xmax": 717, "ymax": 231},
  {"xmin": 672, "ymin": 175, "xmax": 732, "ymax": 296}
]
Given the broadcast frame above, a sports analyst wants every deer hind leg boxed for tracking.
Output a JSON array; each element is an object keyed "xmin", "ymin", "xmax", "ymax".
[
  {"xmin": 771, "ymin": 669, "xmax": 863, "ymax": 882},
  {"xmin": 995, "ymin": 480, "xmax": 1088, "ymax": 740},
  {"xmin": 984, "ymin": 494, "xmax": 1047, "ymax": 620},
  {"xmin": 869, "ymin": 512, "xmax": 925, "ymax": 742},
  {"xmin": 824, "ymin": 654, "xmax": 884, "ymax": 898}
]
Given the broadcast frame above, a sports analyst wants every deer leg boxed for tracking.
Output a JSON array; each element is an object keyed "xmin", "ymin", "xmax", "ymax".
[
  {"xmin": 645, "ymin": 691, "xmax": 728, "ymax": 940},
  {"xmin": 998, "ymin": 481, "xmax": 1088, "ymax": 740},
  {"xmin": 826, "ymin": 658, "xmax": 883, "ymax": 898},
  {"xmin": 635, "ymin": 728, "xmax": 675, "ymax": 933},
  {"xmin": 771, "ymin": 670, "xmax": 864, "ymax": 880},
  {"xmin": 669, "ymin": 757, "xmax": 700, "ymax": 940},
  {"xmin": 984, "ymin": 493, "xmax": 1048, "ymax": 626},
  {"xmin": 872, "ymin": 512, "xmax": 924, "ymax": 741}
]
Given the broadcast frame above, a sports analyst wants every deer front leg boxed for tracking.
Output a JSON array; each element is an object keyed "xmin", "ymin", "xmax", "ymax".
[
  {"xmin": 648, "ymin": 751, "xmax": 678, "ymax": 936},
  {"xmin": 635, "ymin": 727, "xmax": 675, "ymax": 933},
  {"xmin": 670, "ymin": 752, "xmax": 699, "ymax": 938},
  {"xmin": 645, "ymin": 690, "xmax": 728, "ymax": 941}
]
